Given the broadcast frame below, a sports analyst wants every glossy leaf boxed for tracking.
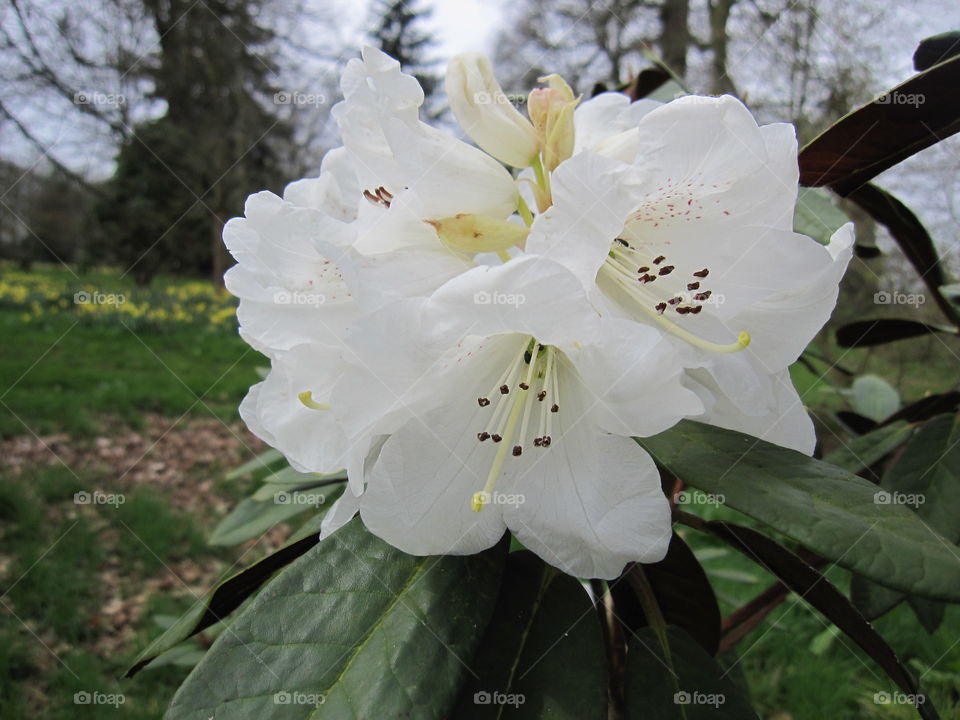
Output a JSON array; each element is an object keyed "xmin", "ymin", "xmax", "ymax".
[
  {"xmin": 885, "ymin": 391, "xmax": 960, "ymax": 425},
  {"xmin": 697, "ymin": 520, "xmax": 937, "ymax": 720},
  {"xmin": 794, "ymin": 187, "xmax": 850, "ymax": 245},
  {"xmin": 914, "ymin": 31, "xmax": 960, "ymax": 71},
  {"xmin": 637, "ymin": 421, "xmax": 960, "ymax": 601},
  {"xmin": 845, "ymin": 183, "xmax": 950, "ymax": 294},
  {"xmin": 836, "ymin": 319, "xmax": 952, "ymax": 348},
  {"xmin": 208, "ymin": 484, "xmax": 342, "ymax": 546},
  {"xmin": 166, "ymin": 519, "xmax": 507, "ymax": 719},
  {"xmin": 850, "ymin": 374, "xmax": 900, "ymax": 422},
  {"xmin": 127, "ymin": 511, "xmax": 334, "ymax": 677},
  {"xmin": 611, "ymin": 535, "xmax": 721, "ymax": 656},
  {"xmin": 798, "ymin": 55, "xmax": 960, "ymax": 193},
  {"xmin": 821, "ymin": 421, "xmax": 914, "ymax": 475},
  {"xmin": 625, "ymin": 626, "xmax": 758, "ymax": 719},
  {"xmin": 451, "ymin": 551, "xmax": 606, "ymax": 719},
  {"xmin": 225, "ymin": 448, "xmax": 284, "ymax": 480}
]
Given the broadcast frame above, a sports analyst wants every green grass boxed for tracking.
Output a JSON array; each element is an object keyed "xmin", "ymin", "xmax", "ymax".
[
  {"xmin": 0, "ymin": 308, "xmax": 262, "ymax": 437},
  {"xmin": 0, "ymin": 464, "xmax": 235, "ymax": 719}
]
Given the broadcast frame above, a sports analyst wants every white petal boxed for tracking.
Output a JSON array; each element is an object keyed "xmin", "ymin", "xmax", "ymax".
[
  {"xmin": 685, "ymin": 368, "xmax": 816, "ymax": 454},
  {"xmin": 501, "ymin": 380, "xmax": 671, "ymax": 578},
  {"xmin": 573, "ymin": 93, "xmax": 659, "ymax": 156},
  {"xmin": 244, "ymin": 343, "xmax": 351, "ymax": 474},
  {"xmin": 525, "ymin": 151, "xmax": 639, "ymax": 290}
]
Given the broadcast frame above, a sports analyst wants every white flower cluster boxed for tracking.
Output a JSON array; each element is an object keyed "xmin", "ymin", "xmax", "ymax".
[{"xmin": 225, "ymin": 47, "xmax": 852, "ymax": 579}]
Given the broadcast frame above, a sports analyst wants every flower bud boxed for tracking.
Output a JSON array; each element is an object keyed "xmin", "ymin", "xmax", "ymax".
[
  {"xmin": 528, "ymin": 74, "xmax": 579, "ymax": 171},
  {"xmin": 446, "ymin": 53, "xmax": 540, "ymax": 168}
]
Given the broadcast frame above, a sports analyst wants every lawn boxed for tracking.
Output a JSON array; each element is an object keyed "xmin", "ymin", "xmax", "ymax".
[{"xmin": 1, "ymin": 263, "xmax": 958, "ymax": 719}]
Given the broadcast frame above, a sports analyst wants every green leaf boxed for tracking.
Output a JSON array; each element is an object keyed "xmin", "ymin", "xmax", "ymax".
[
  {"xmin": 696, "ymin": 521, "xmax": 937, "ymax": 720},
  {"xmin": 822, "ymin": 421, "xmax": 914, "ymax": 474},
  {"xmin": 908, "ymin": 597, "xmax": 946, "ymax": 634},
  {"xmin": 850, "ymin": 374, "xmax": 900, "ymax": 422},
  {"xmin": 625, "ymin": 626, "xmax": 758, "ymax": 719},
  {"xmin": 882, "ymin": 413, "xmax": 960, "ymax": 543},
  {"xmin": 450, "ymin": 551, "xmax": 606, "ymax": 719},
  {"xmin": 208, "ymin": 484, "xmax": 342, "ymax": 547},
  {"xmin": 262, "ymin": 467, "xmax": 347, "ymax": 485},
  {"xmin": 794, "ymin": 187, "xmax": 850, "ymax": 245},
  {"xmin": 612, "ymin": 535, "xmax": 721, "ymax": 656},
  {"xmin": 836, "ymin": 319, "xmax": 953, "ymax": 348},
  {"xmin": 914, "ymin": 31, "xmax": 960, "ymax": 71},
  {"xmin": 853, "ymin": 413, "xmax": 960, "ymax": 620},
  {"xmin": 166, "ymin": 519, "xmax": 507, "ymax": 719},
  {"xmin": 225, "ymin": 448, "xmax": 284, "ymax": 480},
  {"xmin": 844, "ymin": 184, "xmax": 952, "ymax": 298},
  {"xmin": 637, "ymin": 421, "xmax": 960, "ymax": 601},
  {"xmin": 126, "ymin": 512, "xmax": 331, "ymax": 677},
  {"xmin": 886, "ymin": 392, "xmax": 960, "ymax": 425},
  {"xmin": 798, "ymin": 55, "xmax": 960, "ymax": 193}
]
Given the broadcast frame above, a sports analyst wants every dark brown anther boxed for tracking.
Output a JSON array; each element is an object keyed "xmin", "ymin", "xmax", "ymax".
[
  {"xmin": 687, "ymin": 282, "xmax": 700, "ymax": 291},
  {"xmin": 377, "ymin": 186, "xmax": 393, "ymax": 200},
  {"xmin": 638, "ymin": 266, "xmax": 650, "ymax": 273},
  {"xmin": 519, "ymin": 382, "xmax": 529, "ymax": 390},
  {"xmin": 478, "ymin": 397, "xmax": 490, "ymax": 407},
  {"xmin": 690, "ymin": 305, "xmax": 703, "ymax": 314},
  {"xmin": 655, "ymin": 302, "xmax": 667, "ymax": 313},
  {"xmin": 653, "ymin": 255, "xmax": 666, "ymax": 265},
  {"xmin": 512, "ymin": 446, "xmax": 523, "ymax": 456},
  {"xmin": 550, "ymin": 404, "xmax": 559, "ymax": 413},
  {"xmin": 693, "ymin": 268, "xmax": 709, "ymax": 278},
  {"xmin": 478, "ymin": 431, "xmax": 490, "ymax": 441},
  {"xmin": 658, "ymin": 265, "xmax": 674, "ymax": 276},
  {"xmin": 542, "ymin": 436, "xmax": 552, "ymax": 447},
  {"xmin": 492, "ymin": 434, "xmax": 502, "ymax": 442},
  {"xmin": 694, "ymin": 291, "xmax": 711, "ymax": 301},
  {"xmin": 676, "ymin": 306, "xmax": 696, "ymax": 314},
  {"xmin": 614, "ymin": 237, "xmax": 629, "ymax": 247},
  {"xmin": 500, "ymin": 384, "xmax": 510, "ymax": 394},
  {"xmin": 363, "ymin": 189, "xmax": 379, "ymax": 204},
  {"xmin": 640, "ymin": 274, "xmax": 656, "ymax": 283},
  {"xmin": 534, "ymin": 438, "xmax": 543, "ymax": 447},
  {"xmin": 537, "ymin": 390, "xmax": 547, "ymax": 401},
  {"xmin": 668, "ymin": 296, "xmax": 682, "ymax": 305}
]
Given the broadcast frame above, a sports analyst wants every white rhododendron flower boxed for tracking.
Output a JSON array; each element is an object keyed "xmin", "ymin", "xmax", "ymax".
[
  {"xmin": 226, "ymin": 47, "xmax": 853, "ymax": 579},
  {"xmin": 523, "ymin": 95, "xmax": 854, "ymax": 454},
  {"xmin": 321, "ymin": 256, "xmax": 702, "ymax": 579}
]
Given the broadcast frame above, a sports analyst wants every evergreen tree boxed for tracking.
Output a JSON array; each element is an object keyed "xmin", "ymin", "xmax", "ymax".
[
  {"xmin": 97, "ymin": 0, "xmax": 293, "ymax": 283},
  {"xmin": 369, "ymin": 0, "xmax": 439, "ymax": 113}
]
